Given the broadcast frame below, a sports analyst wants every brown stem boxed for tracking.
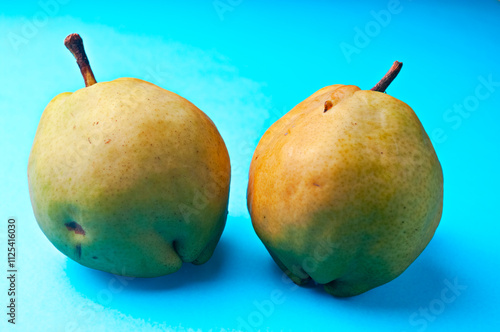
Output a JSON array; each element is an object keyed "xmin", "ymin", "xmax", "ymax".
[
  {"xmin": 64, "ymin": 33, "xmax": 97, "ymax": 87},
  {"xmin": 370, "ymin": 61, "xmax": 402, "ymax": 93}
]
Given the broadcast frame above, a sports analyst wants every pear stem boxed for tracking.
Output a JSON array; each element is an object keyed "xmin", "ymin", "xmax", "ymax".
[
  {"xmin": 371, "ymin": 61, "xmax": 402, "ymax": 93},
  {"xmin": 64, "ymin": 33, "xmax": 97, "ymax": 87}
]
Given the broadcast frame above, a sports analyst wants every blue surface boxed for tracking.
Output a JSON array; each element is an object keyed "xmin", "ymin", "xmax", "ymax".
[{"xmin": 1, "ymin": 0, "xmax": 499, "ymax": 331}]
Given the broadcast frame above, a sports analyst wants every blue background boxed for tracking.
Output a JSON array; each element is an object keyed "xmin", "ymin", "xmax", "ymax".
[{"xmin": 1, "ymin": 0, "xmax": 499, "ymax": 331}]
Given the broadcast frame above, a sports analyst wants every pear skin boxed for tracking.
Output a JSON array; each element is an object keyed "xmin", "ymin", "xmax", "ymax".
[{"xmin": 247, "ymin": 63, "xmax": 443, "ymax": 297}]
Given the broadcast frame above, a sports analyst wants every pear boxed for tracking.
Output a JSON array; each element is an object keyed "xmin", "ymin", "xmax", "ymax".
[
  {"xmin": 28, "ymin": 34, "xmax": 231, "ymax": 277},
  {"xmin": 247, "ymin": 62, "xmax": 443, "ymax": 297}
]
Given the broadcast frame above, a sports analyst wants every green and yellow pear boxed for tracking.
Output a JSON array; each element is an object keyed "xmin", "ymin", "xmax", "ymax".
[
  {"xmin": 247, "ymin": 62, "xmax": 443, "ymax": 297},
  {"xmin": 28, "ymin": 34, "xmax": 231, "ymax": 277}
]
